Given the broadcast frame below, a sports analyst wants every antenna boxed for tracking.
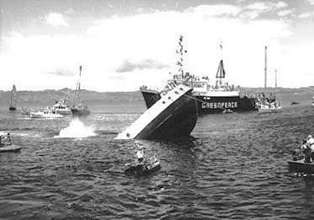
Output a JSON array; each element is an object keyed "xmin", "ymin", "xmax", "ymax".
[{"xmin": 264, "ymin": 46, "xmax": 267, "ymax": 89}]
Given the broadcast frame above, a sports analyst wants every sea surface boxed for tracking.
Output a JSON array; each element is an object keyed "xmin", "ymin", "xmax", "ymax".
[{"xmin": 0, "ymin": 100, "xmax": 314, "ymax": 219}]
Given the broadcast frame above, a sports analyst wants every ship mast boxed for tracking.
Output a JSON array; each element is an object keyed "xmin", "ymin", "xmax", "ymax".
[
  {"xmin": 74, "ymin": 65, "xmax": 82, "ymax": 105},
  {"xmin": 176, "ymin": 35, "xmax": 186, "ymax": 79},
  {"xmin": 275, "ymin": 69, "xmax": 277, "ymax": 88},
  {"xmin": 216, "ymin": 41, "xmax": 226, "ymax": 86},
  {"xmin": 264, "ymin": 46, "xmax": 267, "ymax": 89},
  {"xmin": 10, "ymin": 84, "xmax": 16, "ymax": 107}
]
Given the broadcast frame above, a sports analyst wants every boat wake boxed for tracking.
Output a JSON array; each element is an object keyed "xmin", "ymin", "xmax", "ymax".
[{"xmin": 56, "ymin": 118, "xmax": 96, "ymax": 138}]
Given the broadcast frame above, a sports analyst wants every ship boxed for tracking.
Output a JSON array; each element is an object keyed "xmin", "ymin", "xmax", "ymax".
[
  {"xmin": 9, "ymin": 84, "xmax": 17, "ymax": 111},
  {"xmin": 116, "ymin": 84, "xmax": 197, "ymax": 140},
  {"xmin": 140, "ymin": 36, "xmax": 257, "ymax": 114},
  {"xmin": 30, "ymin": 108, "xmax": 63, "ymax": 119},
  {"xmin": 256, "ymin": 47, "xmax": 281, "ymax": 113},
  {"xmin": 71, "ymin": 65, "xmax": 90, "ymax": 117},
  {"xmin": 52, "ymin": 99, "xmax": 72, "ymax": 115}
]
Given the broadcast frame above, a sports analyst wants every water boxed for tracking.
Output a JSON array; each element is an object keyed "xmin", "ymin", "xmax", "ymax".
[{"xmin": 0, "ymin": 103, "xmax": 314, "ymax": 219}]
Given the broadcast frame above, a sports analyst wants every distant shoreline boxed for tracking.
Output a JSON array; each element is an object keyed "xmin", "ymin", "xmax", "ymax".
[{"xmin": 1, "ymin": 86, "xmax": 313, "ymax": 93}]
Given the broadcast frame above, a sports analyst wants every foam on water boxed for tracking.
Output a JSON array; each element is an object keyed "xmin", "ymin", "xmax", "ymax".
[{"xmin": 56, "ymin": 118, "xmax": 96, "ymax": 138}]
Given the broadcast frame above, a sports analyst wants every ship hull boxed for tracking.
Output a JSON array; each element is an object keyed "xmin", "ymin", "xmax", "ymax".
[
  {"xmin": 137, "ymin": 90, "xmax": 197, "ymax": 139},
  {"xmin": 141, "ymin": 89, "xmax": 257, "ymax": 114},
  {"xmin": 71, "ymin": 108, "xmax": 90, "ymax": 117},
  {"xmin": 117, "ymin": 85, "xmax": 197, "ymax": 140}
]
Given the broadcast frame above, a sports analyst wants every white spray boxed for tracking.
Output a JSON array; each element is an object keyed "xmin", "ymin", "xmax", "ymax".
[{"xmin": 57, "ymin": 118, "xmax": 96, "ymax": 138}]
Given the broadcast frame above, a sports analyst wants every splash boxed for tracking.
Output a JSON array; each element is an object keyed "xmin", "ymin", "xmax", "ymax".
[{"xmin": 57, "ymin": 118, "xmax": 96, "ymax": 138}]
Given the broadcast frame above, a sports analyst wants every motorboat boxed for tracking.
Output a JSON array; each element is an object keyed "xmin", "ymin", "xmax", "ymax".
[
  {"xmin": 52, "ymin": 100, "xmax": 72, "ymax": 115},
  {"xmin": 0, "ymin": 144, "xmax": 22, "ymax": 153},
  {"xmin": 258, "ymin": 103, "xmax": 282, "ymax": 113},
  {"xmin": 125, "ymin": 156, "xmax": 161, "ymax": 176},
  {"xmin": 30, "ymin": 108, "xmax": 63, "ymax": 119},
  {"xmin": 222, "ymin": 109, "xmax": 233, "ymax": 114},
  {"xmin": 288, "ymin": 159, "xmax": 314, "ymax": 174}
]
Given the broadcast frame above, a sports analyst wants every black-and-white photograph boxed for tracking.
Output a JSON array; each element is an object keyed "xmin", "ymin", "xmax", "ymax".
[{"xmin": 0, "ymin": 0, "xmax": 314, "ymax": 219}]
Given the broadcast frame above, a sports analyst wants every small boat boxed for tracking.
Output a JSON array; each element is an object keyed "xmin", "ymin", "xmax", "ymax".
[
  {"xmin": 222, "ymin": 109, "xmax": 233, "ymax": 114},
  {"xmin": 258, "ymin": 104, "xmax": 282, "ymax": 113},
  {"xmin": 0, "ymin": 144, "xmax": 22, "ymax": 153},
  {"xmin": 52, "ymin": 99, "xmax": 72, "ymax": 115},
  {"xmin": 30, "ymin": 109, "xmax": 63, "ymax": 119},
  {"xmin": 9, "ymin": 84, "xmax": 17, "ymax": 111},
  {"xmin": 291, "ymin": 101, "xmax": 299, "ymax": 105},
  {"xmin": 125, "ymin": 157, "xmax": 161, "ymax": 176},
  {"xmin": 71, "ymin": 65, "xmax": 90, "ymax": 117},
  {"xmin": 288, "ymin": 159, "xmax": 314, "ymax": 174}
]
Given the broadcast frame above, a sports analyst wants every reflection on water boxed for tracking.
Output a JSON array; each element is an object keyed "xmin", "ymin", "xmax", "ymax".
[{"xmin": 0, "ymin": 105, "xmax": 314, "ymax": 219}]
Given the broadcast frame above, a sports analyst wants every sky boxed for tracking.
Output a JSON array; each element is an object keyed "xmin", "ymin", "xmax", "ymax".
[{"xmin": 0, "ymin": 0, "xmax": 314, "ymax": 91}]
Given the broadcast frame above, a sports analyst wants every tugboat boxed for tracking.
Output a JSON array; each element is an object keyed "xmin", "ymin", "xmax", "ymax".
[
  {"xmin": 116, "ymin": 84, "xmax": 197, "ymax": 139},
  {"xmin": 9, "ymin": 85, "xmax": 17, "ymax": 111},
  {"xmin": 71, "ymin": 65, "xmax": 90, "ymax": 117},
  {"xmin": 312, "ymin": 96, "xmax": 314, "ymax": 107},
  {"xmin": 140, "ymin": 36, "xmax": 257, "ymax": 114}
]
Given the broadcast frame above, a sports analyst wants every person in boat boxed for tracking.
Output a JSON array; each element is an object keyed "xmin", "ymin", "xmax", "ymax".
[
  {"xmin": 136, "ymin": 147, "xmax": 145, "ymax": 165},
  {"xmin": 0, "ymin": 133, "xmax": 12, "ymax": 146},
  {"xmin": 135, "ymin": 142, "xmax": 146, "ymax": 165},
  {"xmin": 5, "ymin": 133, "xmax": 12, "ymax": 145},
  {"xmin": 306, "ymin": 135, "xmax": 314, "ymax": 160},
  {"xmin": 301, "ymin": 141, "xmax": 312, "ymax": 163}
]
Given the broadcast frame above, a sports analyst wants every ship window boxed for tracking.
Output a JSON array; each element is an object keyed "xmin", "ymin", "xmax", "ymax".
[
  {"xmin": 162, "ymin": 101, "xmax": 166, "ymax": 104},
  {"xmin": 174, "ymin": 91, "xmax": 179, "ymax": 94},
  {"xmin": 179, "ymin": 87, "xmax": 183, "ymax": 91},
  {"xmin": 168, "ymin": 96, "xmax": 171, "ymax": 100},
  {"xmin": 126, "ymin": 133, "xmax": 130, "ymax": 137}
]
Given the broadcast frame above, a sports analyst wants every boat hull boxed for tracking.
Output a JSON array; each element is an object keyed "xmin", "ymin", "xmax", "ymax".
[
  {"xmin": 117, "ymin": 85, "xmax": 197, "ymax": 140},
  {"xmin": 288, "ymin": 160, "xmax": 314, "ymax": 174},
  {"xmin": 125, "ymin": 162, "xmax": 161, "ymax": 176},
  {"xmin": 71, "ymin": 108, "xmax": 90, "ymax": 117},
  {"xmin": 141, "ymin": 89, "xmax": 257, "ymax": 114},
  {"xmin": 0, "ymin": 145, "xmax": 22, "ymax": 153},
  {"xmin": 9, "ymin": 106, "xmax": 16, "ymax": 111},
  {"xmin": 30, "ymin": 111, "xmax": 63, "ymax": 119}
]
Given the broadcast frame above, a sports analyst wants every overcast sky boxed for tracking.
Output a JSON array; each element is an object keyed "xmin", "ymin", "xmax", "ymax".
[{"xmin": 0, "ymin": 0, "xmax": 314, "ymax": 91}]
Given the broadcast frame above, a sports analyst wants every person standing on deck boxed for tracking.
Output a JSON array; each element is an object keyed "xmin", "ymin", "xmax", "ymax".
[{"xmin": 307, "ymin": 135, "xmax": 314, "ymax": 160}]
